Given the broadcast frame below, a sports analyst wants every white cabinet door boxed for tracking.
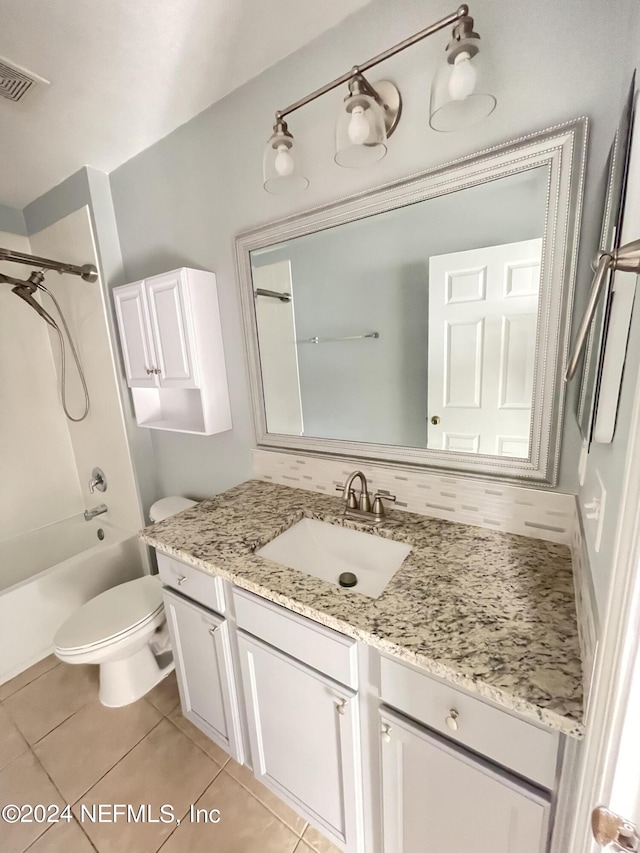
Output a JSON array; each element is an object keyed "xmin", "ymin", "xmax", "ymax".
[
  {"xmin": 145, "ymin": 270, "xmax": 199, "ymax": 388},
  {"xmin": 113, "ymin": 281, "xmax": 157, "ymax": 387},
  {"xmin": 163, "ymin": 589, "xmax": 244, "ymax": 763},
  {"xmin": 428, "ymin": 239, "xmax": 542, "ymax": 457},
  {"xmin": 239, "ymin": 631, "xmax": 363, "ymax": 852},
  {"xmin": 380, "ymin": 708, "xmax": 550, "ymax": 853}
]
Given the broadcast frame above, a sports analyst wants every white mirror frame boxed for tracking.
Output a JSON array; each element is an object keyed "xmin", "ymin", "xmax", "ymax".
[{"xmin": 236, "ymin": 118, "xmax": 588, "ymax": 486}]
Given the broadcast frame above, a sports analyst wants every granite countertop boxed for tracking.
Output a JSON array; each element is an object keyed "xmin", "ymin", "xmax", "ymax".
[{"xmin": 141, "ymin": 479, "xmax": 583, "ymax": 738}]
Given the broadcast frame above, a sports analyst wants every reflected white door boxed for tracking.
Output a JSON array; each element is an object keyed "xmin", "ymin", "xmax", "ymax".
[
  {"xmin": 428, "ymin": 239, "xmax": 542, "ymax": 456},
  {"xmin": 253, "ymin": 260, "xmax": 304, "ymax": 435}
]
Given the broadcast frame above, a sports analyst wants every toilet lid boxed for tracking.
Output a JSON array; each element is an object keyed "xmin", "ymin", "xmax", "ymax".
[{"xmin": 54, "ymin": 576, "xmax": 164, "ymax": 652}]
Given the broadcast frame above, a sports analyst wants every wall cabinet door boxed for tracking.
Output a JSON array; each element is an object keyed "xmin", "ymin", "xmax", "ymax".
[
  {"xmin": 145, "ymin": 271, "xmax": 198, "ymax": 388},
  {"xmin": 163, "ymin": 588, "xmax": 244, "ymax": 762},
  {"xmin": 113, "ymin": 281, "xmax": 157, "ymax": 387},
  {"xmin": 239, "ymin": 631, "xmax": 363, "ymax": 852},
  {"xmin": 379, "ymin": 708, "xmax": 550, "ymax": 853}
]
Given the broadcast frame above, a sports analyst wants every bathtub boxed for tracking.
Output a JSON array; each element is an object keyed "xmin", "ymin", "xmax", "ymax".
[{"xmin": 0, "ymin": 515, "xmax": 146, "ymax": 684}]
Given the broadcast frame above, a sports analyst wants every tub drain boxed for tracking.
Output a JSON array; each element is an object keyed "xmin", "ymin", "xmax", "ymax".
[{"xmin": 338, "ymin": 572, "xmax": 358, "ymax": 589}]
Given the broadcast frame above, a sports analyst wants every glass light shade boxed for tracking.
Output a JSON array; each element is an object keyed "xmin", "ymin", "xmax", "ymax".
[
  {"xmin": 335, "ymin": 93, "xmax": 388, "ymax": 168},
  {"xmin": 429, "ymin": 48, "xmax": 496, "ymax": 133},
  {"xmin": 263, "ymin": 130, "xmax": 309, "ymax": 195}
]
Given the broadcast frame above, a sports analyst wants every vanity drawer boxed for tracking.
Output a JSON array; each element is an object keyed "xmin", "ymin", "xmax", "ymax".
[
  {"xmin": 233, "ymin": 588, "xmax": 358, "ymax": 689},
  {"xmin": 157, "ymin": 552, "xmax": 226, "ymax": 615},
  {"xmin": 380, "ymin": 655, "xmax": 559, "ymax": 790}
]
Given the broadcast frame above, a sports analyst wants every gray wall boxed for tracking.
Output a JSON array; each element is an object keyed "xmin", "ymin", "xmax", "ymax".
[
  {"xmin": 0, "ymin": 204, "xmax": 26, "ymax": 236},
  {"xmin": 108, "ymin": 0, "xmax": 637, "ymax": 499},
  {"xmin": 255, "ymin": 170, "xmax": 546, "ymax": 446}
]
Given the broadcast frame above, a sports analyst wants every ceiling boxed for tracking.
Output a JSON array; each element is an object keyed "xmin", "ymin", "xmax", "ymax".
[{"xmin": 0, "ymin": 0, "xmax": 373, "ymax": 208}]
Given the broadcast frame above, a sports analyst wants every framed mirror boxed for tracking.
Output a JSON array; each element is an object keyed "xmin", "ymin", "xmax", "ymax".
[{"xmin": 236, "ymin": 118, "xmax": 587, "ymax": 485}]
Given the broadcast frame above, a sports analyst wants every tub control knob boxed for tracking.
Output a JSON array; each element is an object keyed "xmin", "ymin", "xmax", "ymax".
[{"xmin": 446, "ymin": 709, "xmax": 460, "ymax": 731}]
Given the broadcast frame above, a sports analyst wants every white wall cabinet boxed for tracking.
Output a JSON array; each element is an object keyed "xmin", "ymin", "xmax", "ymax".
[
  {"xmin": 238, "ymin": 631, "xmax": 363, "ymax": 852},
  {"xmin": 379, "ymin": 707, "xmax": 550, "ymax": 853},
  {"xmin": 163, "ymin": 588, "xmax": 244, "ymax": 762},
  {"xmin": 113, "ymin": 268, "xmax": 231, "ymax": 434}
]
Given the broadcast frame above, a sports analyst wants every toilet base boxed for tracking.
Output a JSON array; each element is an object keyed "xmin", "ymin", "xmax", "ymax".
[{"xmin": 98, "ymin": 644, "xmax": 175, "ymax": 707}]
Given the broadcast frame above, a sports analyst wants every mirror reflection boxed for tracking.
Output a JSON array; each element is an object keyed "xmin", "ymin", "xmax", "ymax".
[{"xmin": 251, "ymin": 166, "xmax": 548, "ymax": 459}]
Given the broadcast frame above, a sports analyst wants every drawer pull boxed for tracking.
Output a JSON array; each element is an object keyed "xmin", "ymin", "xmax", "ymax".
[
  {"xmin": 336, "ymin": 699, "xmax": 348, "ymax": 716},
  {"xmin": 176, "ymin": 575, "xmax": 187, "ymax": 586},
  {"xmin": 445, "ymin": 709, "xmax": 460, "ymax": 731},
  {"xmin": 381, "ymin": 724, "xmax": 392, "ymax": 743}
]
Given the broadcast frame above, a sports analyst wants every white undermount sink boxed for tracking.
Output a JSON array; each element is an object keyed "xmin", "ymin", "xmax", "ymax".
[{"xmin": 256, "ymin": 518, "xmax": 412, "ymax": 599}]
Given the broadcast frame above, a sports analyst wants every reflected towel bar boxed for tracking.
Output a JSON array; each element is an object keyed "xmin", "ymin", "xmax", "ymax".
[
  {"xmin": 255, "ymin": 288, "xmax": 291, "ymax": 302},
  {"xmin": 299, "ymin": 332, "xmax": 380, "ymax": 344}
]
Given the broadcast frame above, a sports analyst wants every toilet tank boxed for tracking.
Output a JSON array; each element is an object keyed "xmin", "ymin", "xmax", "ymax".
[{"xmin": 149, "ymin": 496, "xmax": 197, "ymax": 523}]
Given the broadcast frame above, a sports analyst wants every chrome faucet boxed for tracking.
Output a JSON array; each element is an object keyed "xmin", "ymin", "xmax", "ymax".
[
  {"xmin": 88, "ymin": 467, "xmax": 107, "ymax": 493},
  {"xmin": 84, "ymin": 503, "xmax": 108, "ymax": 521},
  {"xmin": 336, "ymin": 471, "xmax": 396, "ymax": 522}
]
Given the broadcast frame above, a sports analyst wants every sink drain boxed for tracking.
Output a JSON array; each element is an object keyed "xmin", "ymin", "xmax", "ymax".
[{"xmin": 338, "ymin": 572, "xmax": 358, "ymax": 589}]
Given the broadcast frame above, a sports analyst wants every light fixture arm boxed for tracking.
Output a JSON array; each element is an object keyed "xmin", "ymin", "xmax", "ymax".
[
  {"xmin": 275, "ymin": 4, "xmax": 470, "ymax": 122},
  {"xmin": 565, "ymin": 238, "xmax": 640, "ymax": 381}
]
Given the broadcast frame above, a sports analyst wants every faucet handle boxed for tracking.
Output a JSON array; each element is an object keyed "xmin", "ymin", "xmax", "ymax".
[
  {"xmin": 336, "ymin": 485, "xmax": 358, "ymax": 509},
  {"xmin": 372, "ymin": 493, "xmax": 396, "ymax": 519}
]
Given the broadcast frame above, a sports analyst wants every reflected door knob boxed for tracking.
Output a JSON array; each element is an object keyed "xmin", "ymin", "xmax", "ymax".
[{"xmin": 431, "ymin": 415, "xmax": 441, "ymax": 425}]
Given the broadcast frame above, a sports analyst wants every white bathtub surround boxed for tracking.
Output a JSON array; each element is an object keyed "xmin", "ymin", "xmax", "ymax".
[
  {"xmin": 251, "ymin": 449, "xmax": 575, "ymax": 544},
  {"xmin": 29, "ymin": 207, "xmax": 143, "ymax": 532},
  {"xmin": 0, "ymin": 231, "xmax": 83, "ymax": 540},
  {"xmin": 570, "ymin": 500, "xmax": 599, "ymax": 717},
  {"xmin": 0, "ymin": 516, "xmax": 145, "ymax": 684}
]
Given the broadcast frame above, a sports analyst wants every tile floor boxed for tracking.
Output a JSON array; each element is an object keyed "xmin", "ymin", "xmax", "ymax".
[{"xmin": 0, "ymin": 657, "xmax": 341, "ymax": 853}]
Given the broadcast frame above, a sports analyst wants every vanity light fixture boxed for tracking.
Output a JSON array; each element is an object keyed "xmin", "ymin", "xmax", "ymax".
[{"xmin": 263, "ymin": 4, "xmax": 495, "ymax": 194}]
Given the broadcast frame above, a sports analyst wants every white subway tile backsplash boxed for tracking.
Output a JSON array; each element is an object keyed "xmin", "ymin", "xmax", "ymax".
[{"xmin": 251, "ymin": 449, "xmax": 575, "ymax": 544}]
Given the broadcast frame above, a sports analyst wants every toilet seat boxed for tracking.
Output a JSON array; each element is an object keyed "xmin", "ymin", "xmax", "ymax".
[{"xmin": 54, "ymin": 576, "xmax": 163, "ymax": 654}]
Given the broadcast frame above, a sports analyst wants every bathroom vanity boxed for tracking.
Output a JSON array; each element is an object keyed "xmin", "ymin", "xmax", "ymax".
[{"xmin": 140, "ymin": 479, "xmax": 583, "ymax": 853}]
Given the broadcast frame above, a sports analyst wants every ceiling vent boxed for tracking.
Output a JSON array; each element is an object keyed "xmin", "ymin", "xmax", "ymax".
[{"xmin": 0, "ymin": 57, "xmax": 49, "ymax": 103}]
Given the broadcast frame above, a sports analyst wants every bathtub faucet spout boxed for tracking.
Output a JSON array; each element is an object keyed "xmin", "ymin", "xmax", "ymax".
[{"xmin": 84, "ymin": 504, "xmax": 108, "ymax": 521}]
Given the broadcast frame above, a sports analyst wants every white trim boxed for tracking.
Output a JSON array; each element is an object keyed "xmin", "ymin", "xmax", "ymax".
[{"xmin": 567, "ymin": 323, "xmax": 640, "ymax": 850}]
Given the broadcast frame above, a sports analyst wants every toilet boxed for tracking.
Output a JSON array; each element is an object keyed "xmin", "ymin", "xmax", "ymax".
[{"xmin": 53, "ymin": 496, "xmax": 197, "ymax": 708}]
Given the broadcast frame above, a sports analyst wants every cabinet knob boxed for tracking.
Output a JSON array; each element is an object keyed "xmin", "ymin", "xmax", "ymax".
[
  {"xmin": 336, "ymin": 699, "xmax": 348, "ymax": 716},
  {"xmin": 445, "ymin": 709, "xmax": 460, "ymax": 731},
  {"xmin": 176, "ymin": 575, "xmax": 187, "ymax": 586},
  {"xmin": 154, "ymin": 368, "xmax": 161, "ymax": 375},
  {"xmin": 208, "ymin": 625, "xmax": 219, "ymax": 636},
  {"xmin": 145, "ymin": 368, "xmax": 153, "ymax": 375},
  {"xmin": 381, "ymin": 724, "xmax": 392, "ymax": 743}
]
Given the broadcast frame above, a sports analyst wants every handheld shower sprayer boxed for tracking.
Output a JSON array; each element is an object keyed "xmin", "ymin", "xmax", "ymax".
[{"xmin": 0, "ymin": 268, "xmax": 91, "ymax": 421}]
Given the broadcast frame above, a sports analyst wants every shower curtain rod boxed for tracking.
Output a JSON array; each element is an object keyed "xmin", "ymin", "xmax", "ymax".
[{"xmin": 0, "ymin": 246, "xmax": 98, "ymax": 282}]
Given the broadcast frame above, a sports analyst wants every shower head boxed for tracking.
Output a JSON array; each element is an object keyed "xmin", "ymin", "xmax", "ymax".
[
  {"xmin": 0, "ymin": 269, "xmax": 45, "ymax": 291},
  {"xmin": 0, "ymin": 268, "xmax": 56, "ymax": 327},
  {"xmin": 11, "ymin": 285, "xmax": 57, "ymax": 328}
]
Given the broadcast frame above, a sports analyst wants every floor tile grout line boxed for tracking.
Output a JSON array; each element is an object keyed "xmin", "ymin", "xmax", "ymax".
[
  {"xmin": 0, "ymin": 660, "xmax": 63, "ymax": 704},
  {"xmin": 162, "ymin": 710, "xmax": 232, "ymax": 770},
  {"xmin": 155, "ymin": 758, "xmax": 230, "ymax": 852},
  {"xmin": 69, "ymin": 718, "xmax": 167, "ymax": 807},
  {"xmin": 224, "ymin": 765, "xmax": 309, "ymax": 838},
  {"xmin": 26, "ymin": 693, "xmax": 98, "ymax": 749}
]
